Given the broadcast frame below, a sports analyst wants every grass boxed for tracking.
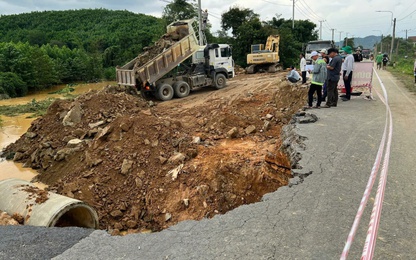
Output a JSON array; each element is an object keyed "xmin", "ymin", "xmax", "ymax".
[
  {"xmin": 0, "ymin": 98, "xmax": 56, "ymax": 117},
  {"xmin": 389, "ymin": 58, "xmax": 416, "ymax": 92},
  {"xmin": 48, "ymin": 83, "xmax": 77, "ymax": 94}
]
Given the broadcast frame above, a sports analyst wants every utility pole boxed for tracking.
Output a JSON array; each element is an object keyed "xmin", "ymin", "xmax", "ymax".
[
  {"xmin": 390, "ymin": 18, "xmax": 396, "ymax": 61},
  {"xmin": 339, "ymin": 31, "xmax": 343, "ymax": 48},
  {"xmin": 319, "ymin": 20, "xmax": 325, "ymax": 40},
  {"xmin": 331, "ymin": 29, "xmax": 335, "ymax": 42},
  {"xmin": 292, "ymin": 0, "xmax": 295, "ymax": 29},
  {"xmin": 197, "ymin": 0, "xmax": 203, "ymax": 45}
]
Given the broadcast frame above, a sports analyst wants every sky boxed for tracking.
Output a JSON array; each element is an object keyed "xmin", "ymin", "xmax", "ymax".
[{"xmin": 0, "ymin": 0, "xmax": 415, "ymax": 41}]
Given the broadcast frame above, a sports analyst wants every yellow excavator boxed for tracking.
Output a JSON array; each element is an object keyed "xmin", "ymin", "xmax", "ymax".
[{"xmin": 246, "ymin": 35, "xmax": 280, "ymax": 74}]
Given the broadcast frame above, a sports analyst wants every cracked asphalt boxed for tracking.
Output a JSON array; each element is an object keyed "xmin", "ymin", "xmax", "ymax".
[{"xmin": 1, "ymin": 69, "xmax": 416, "ymax": 259}]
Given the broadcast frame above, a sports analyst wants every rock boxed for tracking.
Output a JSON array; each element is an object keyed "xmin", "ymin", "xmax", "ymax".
[
  {"xmin": 151, "ymin": 140, "xmax": 159, "ymax": 147},
  {"xmin": 67, "ymin": 139, "xmax": 83, "ymax": 148},
  {"xmin": 165, "ymin": 212, "xmax": 172, "ymax": 222},
  {"xmin": 144, "ymin": 139, "xmax": 151, "ymax": 145},
  {"xmin": 73, "ymin": 129, "xmax": 86, "ymax": 138},
  {"xmin": 88, "ymin": 120, "xmax": 105, "ymax": 128},
  {"xmin": 141, "ymin": 110, "xmax": 152, "ymax": 116},
  {"xmin": 183, "ymin": 198, "xmax": 189, "ymax": 207},
  {"xmin": 168, "ymin": 164, "xmax": 184, "ymax": 180},
  {"xmin": 168, "ymin": 153, "xmax": 186, "ymax": 164},
  {"xmin": 120, "ymin": 159, "xmax": 134, "ymax": 175},
  {"xmin": 244, "ymin": 125, "xmax": 256, "ymax": 135},
  {"xmin": 265, "ymin": 113, "xmax": 274, "ymax": 119},
  {"xmin": 41, "ymin": 142, "xmax": 51, "ymax": 148},
  {"xmin": 159, "ymin": 156, "xmax": 167, "ymax": 165},
  {"xmin": 192, "ymin": 136, "xmax": 201, "ymax": 144},
  {"xmin": 110, "ymin": 210, "xmax": 123, "ymax": 218},
  {"xmin": 0, "ymin": 211, "xmax": 19, "ymax": 226},
  {"xmin": 227, "ymin": 127, "xmax": 238, "ymax": 138},
  {"xmin": 120, "ymin": 121, "xmax": 133, "ymax": 132},
  {"xmin": 54, "ymin": 148, "xmax": 76, "ymax": 161},
  {"xmin": 114, "ymin": 146, "xmax": 123, "ymax": 152},
  {"xmin": 25, "ymin": 132, "xmax": 37, "ymax": 139},
  {"xmin": 295, "ymin": 111, "xmax": 306, "ymax": 116},
  {"xmin": 63, "ymin": 102, "xmax": 82, "ymax": 126},
  {"xmin": 114, "ymin": 223, "xmax": 123, "ymax": 230},
  {"xmin": 148, "ymin": 101, "xmax": 155, "ymax": 107},
  {"xmin": 96, "ymin": 125, "xmax": 114, "ymax": 140},
  {"xmin": 135, "ymin": 178, "xmax": 143, "ymax": 188},
  {"xmin": 263, "ymin": 121, "xmax": 271, "ymax": 131},
  {"xmin": 289, "ymin": 176, "xmax": 302, "ymax": 187},
  {"xmin": 298, "ymin": 113, "xmax": 318, "ymax": 124},
  {"xmin": 13, "ymin": 152, "xmax": 24, "ymax": 161},
  {"xmin": 126, "ymin": 220, "xmax": 138, "ymax": 229},
  {"xmin": 85, "ymin": 152, "xmax": 103, "ymax": 167}
]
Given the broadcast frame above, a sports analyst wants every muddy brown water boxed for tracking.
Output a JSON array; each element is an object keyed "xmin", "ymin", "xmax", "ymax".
[{"xmin": 0, "ymin": 81, "xmax": 115, "ymax": 187}]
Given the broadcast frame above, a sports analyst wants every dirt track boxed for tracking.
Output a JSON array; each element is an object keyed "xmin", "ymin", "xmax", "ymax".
[{"xmin": 3, "ymin": 72, "xmax": 307, "ymax": 234}]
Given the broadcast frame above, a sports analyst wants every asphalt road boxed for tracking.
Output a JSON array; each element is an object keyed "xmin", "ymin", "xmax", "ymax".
[{"xmin": 1, "ymin": 68, "xmax": 415, "ymax": 260}]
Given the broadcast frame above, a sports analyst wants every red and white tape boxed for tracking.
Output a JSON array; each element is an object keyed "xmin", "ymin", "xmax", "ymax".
[{"xmin": 340, "ymin": 68, "xmax": 393, "ymax": 259}]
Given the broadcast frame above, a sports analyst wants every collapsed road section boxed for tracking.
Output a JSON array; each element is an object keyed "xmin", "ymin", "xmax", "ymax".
[{"xmin": 3, "ymin": 73, "xmax": 307, "ymax": 234}]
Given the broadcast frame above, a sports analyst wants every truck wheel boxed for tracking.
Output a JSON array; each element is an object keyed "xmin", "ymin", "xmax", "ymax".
[
  {"xmin": 214, "ymin": 74, "xmax": 226, "ymax": 89},
  {"xmin": 156, "ymin": 84, "xmax": 174, "ymax": 101},
  {"xmin": 173, "ymin": 81, "xmax": 190, "ymax": 98}
]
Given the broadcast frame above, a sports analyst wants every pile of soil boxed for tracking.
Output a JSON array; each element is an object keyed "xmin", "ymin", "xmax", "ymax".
[
  {"xmin": 3, "ymin": 75, "xmax": 307, "ymax": 234},
  {"xmin": 0, "ymin": 211, "xmax": 23, "ymax": 226},
  {"xmin": 133, "ymin": 24, "xmax": 189, "ymax": 69}
]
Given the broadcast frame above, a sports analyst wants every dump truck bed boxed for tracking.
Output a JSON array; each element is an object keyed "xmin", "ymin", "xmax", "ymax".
[{"xmin": 116, "ymin": 19, "xmax": 199, "ymax": 87}]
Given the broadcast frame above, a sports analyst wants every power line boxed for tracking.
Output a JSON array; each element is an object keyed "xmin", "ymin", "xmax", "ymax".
[
  {"xmin": 260, "ymin": 0, "xmax": 291, "ymax": 7},
  {"xmin": 398, "ymin": 9, "xmax": 416, "ymax": 21}
]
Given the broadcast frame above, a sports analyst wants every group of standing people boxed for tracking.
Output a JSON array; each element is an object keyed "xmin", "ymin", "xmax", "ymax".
[
  {"xmin": 300, "ymin": 47, "xmax": 348, "ymax": 108},
  {"xmin": 375, "ymin": 52, "xmax": 389, "ymax": 70}
]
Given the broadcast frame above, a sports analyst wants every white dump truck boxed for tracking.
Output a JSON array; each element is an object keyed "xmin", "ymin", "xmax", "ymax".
[{"xmin": 116, "ymin": 19, "xmax": 234, "ymax": 101}]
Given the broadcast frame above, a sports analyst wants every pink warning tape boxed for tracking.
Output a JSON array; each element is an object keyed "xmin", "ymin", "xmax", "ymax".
[{"xmin": 340, "ymin": 68, "xmax": 393, "ymax": 260}]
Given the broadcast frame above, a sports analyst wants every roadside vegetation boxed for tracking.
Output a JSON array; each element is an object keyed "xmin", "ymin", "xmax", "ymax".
[
  {"xmin": 374, "ymin": 36, "xmax": 416, "ymax": 92},
  {"xmin": 0, "ymin": 2, "xmax": 319, "ymax": 100},
  {"xmin": 0, "ymin": 99, "xmax": 56, "ymax": 117}
]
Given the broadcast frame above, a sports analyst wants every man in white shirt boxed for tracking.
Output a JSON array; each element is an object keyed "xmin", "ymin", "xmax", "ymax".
[
  {"xmin": 287, "ymin": 66, "xmax": 300, "ymax": 83},
  {"xmin": 300, "ymin": 53, "xmax": 307, "ymax": 84},
  {"xmin": 341, "ymin": 46, "xmax": 354, "ymax": 101}
]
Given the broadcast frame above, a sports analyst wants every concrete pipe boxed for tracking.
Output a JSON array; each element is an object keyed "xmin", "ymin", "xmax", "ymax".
[{"xmin": 0, "ymin": 178, "xmax": 99, "ymax": 229}]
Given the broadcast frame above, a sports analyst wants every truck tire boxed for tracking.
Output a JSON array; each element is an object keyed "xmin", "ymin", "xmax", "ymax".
[
  {"xmin": 173, "ymin": 81, "xmax": 190, "ymax": 98},
  {"xmin": 156, "ymin": 83, "xmax": 174, "ymax": 101},
  {"xmin": 214, "ymin": 74, "xmax": 226, "ymax": 89}
]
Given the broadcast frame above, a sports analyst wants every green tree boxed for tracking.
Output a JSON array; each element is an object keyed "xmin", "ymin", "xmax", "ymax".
[
  {"xmin": 162, "ymin": 0, "xmax": 197, "ymax": 25},
  {"xmin": 0, "ymin": 72, "xmax": 28, "ymax": 97},
  {"xmin": 221, "ymin": 6, "xmax": 259, "ymax": 36}
]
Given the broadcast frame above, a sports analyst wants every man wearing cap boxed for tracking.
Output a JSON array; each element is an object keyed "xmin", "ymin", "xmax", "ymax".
[
  {"xmin": 342, "ymin": 46, "xmax": 354, "ymax": 101},
  {"xmin": 306, "ymin": 51, "xmax": 327, "ymax": 108},
  {"xmin": 324, "ymin": 48, "xmax": 342, "ymax": 108}
]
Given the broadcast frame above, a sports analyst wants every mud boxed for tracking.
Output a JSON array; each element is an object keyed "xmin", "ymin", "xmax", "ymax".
[{"xmin": 3, "ymin": 74, "xmax": 307, "ymax": 234}]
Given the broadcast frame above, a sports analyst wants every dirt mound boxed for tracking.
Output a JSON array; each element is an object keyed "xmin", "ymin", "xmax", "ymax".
[{"xmin": 3, "ymin": 75, "xmax": 307, "ymax": 234}]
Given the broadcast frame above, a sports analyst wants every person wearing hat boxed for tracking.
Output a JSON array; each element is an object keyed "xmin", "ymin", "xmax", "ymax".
[
  {"xmin": 324, "ymin": 48, "xmax": 342, "ymax": 108},
  {"xmin": 341, "ymin": 46, "xmax": 354, "ymax": 101},
  {"xmin": 353, "ymin": 49, "xmax": 363, "ymax": 62},
  {"xmin": 319, "ymin": 49, "xmax": 328, "ymax": 64},
  {"xmin": 306, "ymin": 51, "xmax": 327, "ymax": 108}
]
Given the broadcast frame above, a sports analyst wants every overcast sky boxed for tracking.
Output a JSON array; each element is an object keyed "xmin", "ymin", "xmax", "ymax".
[{"xmin": 0, "ymin": 0, "xmax": 415, "ymax": 40}]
